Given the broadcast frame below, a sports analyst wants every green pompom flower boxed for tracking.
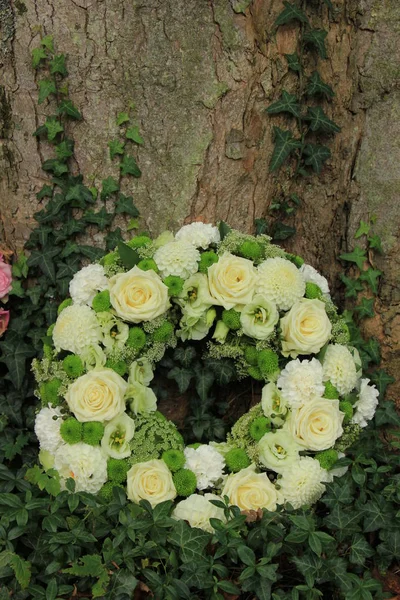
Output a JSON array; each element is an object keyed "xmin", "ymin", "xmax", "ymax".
[
  {"xmin": 62, "ymin": 355, "xmax": 84, "ymax": 378},
  {"xmin": 39, "ymin": 379, "xmax": 63, "ymax": 406},
  {"xmin": 92, "ymin": 290, "xmax": 111, "ymax": 313},
  {"xmin": 126, "ymin": 235, "xmax": 151, "ymax": 249},
  {"xmin": 102, "ymin": 252, "xmax": 119, "ymax": 266},
  {"xmin": 126, "ymin": 327, "xmax": 147, "ymax": 349},
  {"xmin": 153, "ymin": 322, "xmax": 174, "ymax": 343},
  {"xmin": 244, "ymin": 346, "xmax": 258, "ymax": 366},
  {"xmin": 222, "ymin": 309, "xmax": 241, "ymax": 331},
  {"xmin": 173, "ymin": 469, "xmax": 197, "ymax": 497},
  {"xmin": 107, "ymin": 458, "xmax": 130, "ymax": 483},
  {"xmin": 162, "ymin": 449, "xmax": 185, "ymax": 472},
  {"xmin": 249, "ymin": 416, "xmax": 271, "ymax": 441},
  {"xmin": 225, "ymin": 448, "xmax": 251, "ymax": 472},
  {"xmin": 239, "ymin": 240, "xmax": 262, "ymax": 261},
  {"xmin": 286, "ymin": 253, "xmax": 304, "ymax": 268},
  {"xmin": 57, "ymin": 298, "xmax": 73, "ymax": 315},
  {"xmin": 60, "ymin": 417, "xmax": 83, "ymax": 445},
  {"xmin": 247, "ymin": 366, "xmax": 264, "ymax": 381},
  {"xmin": 316, "ymin": 449, "xmax": 338, "ymax": 471},
  {"xmin": 257, "ymin": 350, "xmax": 279, "ymax": 378},
  {"xmin": 82, "ymin": 421, "xmax": 105, "ymax": 446},
  {"xmin": 339, "ymin": 401, "xmax": 354, "ymax": 423},
  {"xmin": 305, "ymin": 282, "xmax": 323, "ymax": 299},
  {"xmin": 198, "ymin": 251, "xmax": 219, "ymax": 273},
  {"xmin": 138, "ymin": 259, "xmax": 159, "ymax": 272},
  {"xmin": 99, "ymin": 481, "xmax": 124, "ymax": 502},
  {"xmin": 324, "ymin": 381, "xmax": 339, "ymax": 399},
  {"xmin": 164, "ymin": 275, "xmax": 184, "ymax": 297},
  {"xmin": 105, "ymin": 359, "xmax": 128, "ymax": 377}
]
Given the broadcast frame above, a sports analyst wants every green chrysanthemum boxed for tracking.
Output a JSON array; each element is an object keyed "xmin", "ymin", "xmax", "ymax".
[
  {"xmin": 138, "ymin": 258, "xmax": 159, "ymax": 272},
  {"xmin": 225, "ymin": 448, "xmax": 251, "ymax": 472},
  {"xmin": 127, "ymin": 235, "xmax": 152, "ymax": 249},
  {"xmin": 222, "ymin": 309, "xmax": 241, "ymax": 331},
  {"xmin": 92, "ymin": 290, "xmax": 111, "ymax": 313},
  {"xmin": 107, "ymin": 458, "xmax": 130, "ymax": 483},
  {"xmin": 82, "ymin": 421, "xmax": 105, "ymax": 446},
  {"xmin": 57, "ymin": 298, "xmax": 73, "ymax": 315},
  {"xmin": 126, "ymin": 327, "xmax": 147, "ymax": 350},
  {"xmin": 60, "ymin": 417, "xmax": 82, "ymax": 445},
  {"xmin": 39, "ymin": 378, "xmax": 63, "ymax": 407},
  {"xmin": 164, "ymin": 275, "xmax": 184, "ymax": 297},
  {"xmin": 105, "ymin": 359, "xmax": 128, "ymax": 377},
  {"xmin": 198, "ymin": 251, "xmax": 219, "ymax": 273},
  {"xmin": 99, "ymin": 481, "xmax": 124, "ymax": 502},
  {"xmin": 239, "ymin": 240, "xmax": 263, "ymax": 261},
  {"xmin": 323, "ymin": 381, "xmax": 339, "ymax": 399},
  {"xmin": 62, "ymin": 355, "xmax": 84, "ymax": 378},
  {"xmin": 286, "ymin": 253, "xmax": 304, "ymax": 268},
  {"xmin": 257, "ymin": 349, "xmax": 279, "ymax": 378},
  {"xmin": 247, "ymin": 366, "xmax": 264, "ymax": 381},
  {"xmin": 162, "ymin": 449, "xmax": 185, "ymax": 472},
  {"xmin": 173, "ymin": 469, "xmax": 197, "ymax": 497},
  {"xmin": 249, "ymin": 416, "xmax": 271, "ymax": 441},
  {"xmin": 305, "ymin": 282, "xmax": 323, "ymax": 299},
  {"xmin": 102, "ymin": 252, "xmax": 119, "ymax": 266},
  {"xmin": 244, "ymin": 346, "xmax": 258, "ymax": 366},
  {"xmin": 316, "ymin": 449, "xmax": 338, "ymax": 471},
  {"xmin": 339, "ymin": 401, "xmax": 354, "ymax": 423},
  {"xmin": 153, "ymin": 322, "xmax": 174, "ymax": 343}
]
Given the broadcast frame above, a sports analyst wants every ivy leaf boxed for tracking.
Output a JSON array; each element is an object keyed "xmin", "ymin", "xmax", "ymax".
[
  {"xmin": 322, "ymin": 479, "xmax": 354, "ymax": 509},
  {"xmin": 367, "ymin": 234, "xmax": 383, "ymax": 253},
  {"xmin": 106, "ymin": 228, "xmax": 123, "ymax": 250},
  {"xmin": 195, "ymin": 369, "xmax": 214, "ymax": 401},
  {"xmin": 169, "ymin": 520, "xmax": 210, "ymax": 563},
  {"xmin": 340, "ymin": 274, "xmax": 363, "ymax": 299},
  {"xmin": 9, "ymin": 280, "xmax": 25, "ymax": 298},
  {"xmin": 83, "ymin": 207, "xmax": 113, "ymax": 230},
  {"xmin": 62, "ymin": 555, "xmax": 109, "ymax": 599},
  {"xmin": 305, "ymin": 107, "xmax": 341, "ymax": 134},
  {"xmin": 66, "ymin": 184, "xmax": 95, "ymax": 208},
  {"xmin": 219, "ymin": 221, "xmax": 231, "ymax": 240},
  {"xmin": 303, "ymin": 143, "xmax": 331, "ymax": 174},
  {"xmin": 27, "ymin": 246, "xmax": 61, "ymax": 282},
  {"xmin": 272, "ymin": 222, "xmax": 296, "ymax": 240},
  {"xmin": 126, "ymin": 126, "xmax": 144, "ymax": 145},
  {"xmin": 269, "ymin": 127, "xmax": 301, "ymax": 172},
  {"xmin": 363, "ymin": 499, "xmax": 393, "ymax": 533},
  {"xmin": 117, "ymin": 242, "xmax": 140, "ymax": 269},
  {"xmin": 266, "ymin": 91, "xmax": 301, "ymax": 118},
  {"xmin": 0, "ymin": 337, "xmax": 35, "ymax": 390},
  {"xmin": 36, "ymin": 184, "xmax": 53, "ymax": 200},
  {"xmin": 41, "ymin": 35, "xmax": 54, "ymax": 52},
  {"xmin": 115, "ymin": 194, "xmax": 140, "ymax": 217},
  {"xmin": 355, "ymin": 220, "xmax": 371, "ymax": 239},
  {"xmin": 32, "ymin": 46, "xmax": 47, "ymax": 68},
  {"xmin": 349, "ymin": 534, "xmax": 375, "ymax": 566},
  {"xmin": 50, "ymin": 54, "xmax": 68, "ymax": 76},
  {"xmin": 378, "ymin": 529, "xmax": 400, "ymax": 562},
  {"xmin": 108, "ymin": 139, "xmax": 125, "ymax": 160},
  {"xmin": 120, "ymin": 155, "xmax": 141, "ymax": 177},
  {"xmin": 79, "ymin": 246, "xmax": 106, "ymax": 262},
  {"xmin": 359, "ymin": 268, "xmax": 382, "ymax": 294},
  {"xmin": 58, "ymin": 99, "xmax": 82, "ymax": 120},
  {"xmin": 44, "ymin": 117, "xmax": 64, "ymax": 141},
  {"xmin": 370, "ymin": 369, "xmax": 394, "ymax": 399},
  {"xmin": 56, "ymin": 138, "xmax": 74, "ymax": 161},
  {"xmin": 174, "ymin": 346, "xmax": 197, "ymax": 367},
  {"xmin": 101, "ymin": 177, "xmax": 119, "ymax": 200},
  {"xmin": 339, "ymin": 246, "xmax": 367, "ymax": 270},
  {"xmin": 354, "ymin": 297, "xmax": 375, "ymax": 319},
  {"xmin": 38, "ymin": 79, "xmax": 57, "ymax": 104},
  {"xmin": 167, "ymin": 367, "xmax": 193, "ymax": 393},
  {"xmin": 206, "ymin": 358, "xmax": 236, "ymax": 385},
  {"xmin": 116, "ymin": 112, "xmax": 130, "ymax": 126},
  {"xmin": 303, "ymin": 29, "xmax": 328, "ymax": 59},
  {"xmin": 285, "ymin": 53, "xmax": 301, "ymax": 72},
  {"xmin": 306, "ymin": 71, "xmax": 334, "ymax": 98},
  {"xmin": 275, "ymin": 2, "xmax": 309, "ymax": 26}
]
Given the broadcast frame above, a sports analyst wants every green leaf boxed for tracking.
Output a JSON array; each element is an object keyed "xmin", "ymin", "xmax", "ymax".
[
  {"xmin": 42, "ymin": 159, "xmax": 68, "ymax": 176},
  {"xmin": 101, "ymin": 176, "xmax": 119, "ymax": 200},
  {"xmin": 27, "ymin": 246, "xmax": 61, "ymax": 282},
  {"xmin": 44, "ymin": 117, "xmax": 64, "ymax": 141},
  {"xmin": 9, "ymin": 280, "xmax": 25, "ymax": 298},
  {"xmin": 36, "ymin": 184, "xmax": 53, "ymax": 200},
  {"xmin": 117, "ymin": 242, "xmax": 140, "ymax": 269},
  {"xmin": 350, "ymin": 534, "xmax": 374, "ymax": 565},
  {"xmin": 66, "ymin": 184, "xmax": 95, "ymax": 208},
  {"xmin": 50, "ymin": 54, "xmax": 67, "ymax": 76},
  {"xmin": 266, "ymin": 91, "xmax": 301, "ymax": 118},
  {"xmin": 115, "ymin": 194, "xmax": 140, "ymax": 217},
  {"xmin": 63, "ymin": 555, "xmax": 109, "ymax": 599},
  {"xmin": 359, "ymin": 268, "xmax": 382, "ymax": 294},
  {"xmin": 324, "ymin": 506, "xmax": 363, "ymax": 534},
  {"xmin": 378, "ymin": 529, "xmax": 400, "ymax": 561},
  {"xmin": 38, "ymin": 79, "xmax": 57, "ymax": 104},
  {"xmin": 55, "ymin": 138, "xmax": 74, "ymax": 161},
  {"xmin": 269, "ymin": 127, "xmax": 301, "ymax": 172},
  {"xmin": 219, "ymin": 220, "xmax": 231, "ymax": 240},
  {"xmin": 218, "ymin": 580, "xmax": 241, "ymax": 595},
  {"xmin": 285, "ymin": 53, "xmax": 301, "ymax": 72},
  {"xmin": 32, "ymin": 46, "xmax": 47, "ymax": 68},
  {"xmin": 355, "ymin": 220, "xmax": 371, "ymax": 239},
  {"xmin": 126, "ymin": 126, "xmax": 144, "ymax": 144},
  {"xmin": 0, "ymin": 338, "xmax": 35, "ymax": 390},
  {"xmin": 41, "ymin": 35, "xmax": 54, "ymax": 52},
  {"xmin": 354, "ymin": 297, "xmax": 375, "ymax": 319},
  {"xmin": 237, "ymin": 545, "xmax": 256, "ymax": 566},
  {"xmin": 303, "ymin": 29, "xmax": 328, "ymax": 59},
  {"xmin": 108, "ymin": 139, "xmax": 125, "ymax": 160},
  {"xmin": 120, "ymin": 154, "xmax": 141, "ymax": 177},
  {"xmin": 174, "ymin": 346, "xmax": 196, "ymax": 367},
  {"xmin": 339, "ymin": 246, "xmax": 367, "ymax": 270},
  {"xmin": 275, "ymin": 2, "xmax": 309, "ymax": 26},
  {"xmin": 370, "ymin": 369, "xmax": 394, "ymax": 399},
  {"xmin": 46, "ymin": 578, "xmax": 58, "ymax": 600},
  {"xmin": 306, "ymin": 71, "xmax": 334, "ymax": 98},
  {"xmin": 363, "ymin": 499, "xmax": 393, "ymax": 532},
  {"xmin": 367, "ymin": 233, "xmax": 383, "ymax": 253},
  {"xmin": 116, "ymin": 112, "xmax": 130, "ymax": 126},
  {"xmin": 272, "ymin": 222, "xmax": 296, "ymax": 240},
  {"xmin": 168, "ymin": 520, "xmax": 210, "ymax": 563},
  {"xmin": 167, "ymin": 367, "xmax": 193, "ymax": 393},
  {"xmin": 305, "ymin": 107, "xmax": 341, "ymax": 134},
  {"xmin": 106, "ymin": 228, "xmax": 123, "ymax": 250},
  {"xmin": 340, "ymin": 274, "xmax": 364, "ymax": 299},
  {"xmin": 83, "ymin": 207, "xmax": 113, "ymax": 230},
  {"xmin": 12, "ymin": 254, "xmax": 28, "ymax": 278},
  {"xmin": 303, "ymin": 144, "xmax": 331, "ymax": 174},
  {"xmin": 58, "ymin": 99, "xmax": 82, "ymax": 120},
  {"xmin": 195, "ymin": 369, "xmax": 214, "ymax": 401}
]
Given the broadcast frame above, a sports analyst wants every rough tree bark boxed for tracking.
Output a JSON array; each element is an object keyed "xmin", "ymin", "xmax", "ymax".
[{"xmin": 0, "ymin": 0, "xmax": 399, "ymax": 397}]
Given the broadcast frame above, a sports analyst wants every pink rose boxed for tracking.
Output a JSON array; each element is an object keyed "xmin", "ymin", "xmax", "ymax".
[
  {"xmin": 0, "ymin": 255, "xmax": 12, "ymax": 299},
  {"xmin": 0, "ymin": 310, "xmax": 9, "ymax": 337}
]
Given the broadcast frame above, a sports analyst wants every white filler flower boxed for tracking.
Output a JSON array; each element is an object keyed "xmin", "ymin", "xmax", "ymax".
[
  {"xmin": 300, "ymin": 264, "xmax": 330, "ymax": 296},
  {"xmin": 154, "ymin": 240, "xmax": 200, "ymax": 279},
  {"xmin": 175, "ymin": 222, "xmax": 220, "ymax": 249},
  {"xmin": 173, "ymin": 493, "xmax": 225, "ymax": 532},
  {"xmin": 279, "ymin": 457, "xmax": 326, "ymax": 509},
  {"xmin": 34, "ymin": 405, "xmax": 64, "ymax": 453},
  {"xmin": 257, "ymin": 257, "xmax": 305, "ymax": 311},
  {"xmin": 352, "ymin": 378, "xmax": 379, "ymax": 427},
  {"xmin": 184, "ymin": 445, "xmax": 225, "ymax": 490},
  {"xmin": 54, "ymin": 443, "xmax": 107, "ymax": 494},
  {"xmin": 69, "ymin": 264, "xmax": 108, "ymax": 305},
  {"xmin": 277, "ymin": 358, "xmax": 325, "ymax": 408},
  {"xmin": 323, "ymin": 344, "xmax": 359, "ymax": 395},
  {"xmin": 53, "ymin": 305, "xmax": 102, "ymax": 355}
]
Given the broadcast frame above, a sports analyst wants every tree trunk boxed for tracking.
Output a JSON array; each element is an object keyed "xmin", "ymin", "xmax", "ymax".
[{"xmin": 0, "ymin": 0, "xmax": 399, "ymax": 397}]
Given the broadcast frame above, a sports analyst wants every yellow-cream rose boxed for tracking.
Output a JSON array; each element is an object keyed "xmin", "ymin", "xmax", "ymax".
[
  {"xmin": 109, "ymin": 266, "xmax": 170, "ymax": 323},
  {"xmin": 221, "ymin": 464, "xmax": 282, "ymax": 511},
  {"xmin": 127, "ymin": 459, "xmax": 176, "ymax": 507},
  {"xmin": 65, "ymin": 367, "xmax": 128, "ymax": 422},
  {"xmin": 208, "ymin": 252, "xmax": 257, "ymax": 309},
  {"xmin": 280, "ymin": 298, "xmax": 332, "ymax": 358},
  {"xmin": 287, "ymin": 398, "xmax": 344, "ymax": 451}
]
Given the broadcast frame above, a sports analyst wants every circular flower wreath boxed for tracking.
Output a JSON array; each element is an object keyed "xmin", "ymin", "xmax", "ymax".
[{"xmin": 33, "ymin": 222, "xmax": 379, "ymax": 532}]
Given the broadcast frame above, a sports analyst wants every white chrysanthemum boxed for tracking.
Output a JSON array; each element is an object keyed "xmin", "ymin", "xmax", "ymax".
[
  {"xmin": 69, "ymin": 264, "xmax": 108, "ymax": 305},
  {"xmin": 279, "ymin": 457, "xmax": 326, "ymax": 509},
  {"xmin": 184, "ymin": 445, "xmax": 225, "ymax": 490},
  {"xmin": 154, "ymin": 240, "xmax": 200, "ymax": 279},
  {"xmin": 277, "ymin": 358, "xmax": 325, "ymax": 408},
  {"xmin": 300, "ymin": 264, "xmax": 330, "ymax": 296},
  {"xmin": 173, "ymin": 493, "xmax": 225, "ymax": 532},
  {"xmin": 257, "ymin": 257, "xmax": 305, "ymax": 311},
  {"xmin": 352, "ymin": 378, "xmax": 379, "ymax": 428},
  {"xmin": 322, "ymin": 344, "xmax": 359, "ymax": 395},
  {"xmin": 53, "ymin": 305, "xmax": 102, "ymax": 355},
  {"xmin": 34, "ymin": 405, "xmax": 63, "ymax": 453},
  {"xmin": 175, "ymin": 222, "xmax": 220, "ymax": 249},
  {"xmin": 54, "ymin": 442, "xmax": 107, "ymax": 494}
]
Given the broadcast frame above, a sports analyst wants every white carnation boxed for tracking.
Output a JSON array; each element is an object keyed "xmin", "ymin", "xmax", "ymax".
[
  {"xmin": 173, "ymin": 493, "xmax": 225, "ymax": 532},
  {"xmin": 300, "ymin": 264, "xmax": 330, "ymax": 296},
  {"xmin": 69, "ymin": 264, "xmax": 108, "ymax": 306},
  {"xmin": 54, "ymin": 442, "xmax": 107, "ymax": 494},
  {"xmin": 323, "ymin": 344, "xmax": 359, "ymax": 395},
  {"xmin": 175, "ymin": 222, "xmax": 220, "ymax": 249},
  {"xmin": 352, "ymin": 378, "xmax": 379, "ymax": 428},
  {"xmin": 184, "ymin": 445, "xmax": 225, "ymax": 490},
  {"xmin": 257, "ymin": 257, "xmax": 305, "ymax": 311},
  {"xmin": 277, "ymin": 358, "xmax": 325, "ymax": 408},
  {"xmin": 53, "ymin": 305, "xmax": 102, "ymax": 355},
  {"xmin": 279, "ymin": 457, "xmax": 326, "ymax": 509},
  {"xmin": 34, "ymin": 405, "xmax": 64, "ymax": 453},
  {"xmin": 154, "ymin": 240, "xmax": 200, "ymax": 279}
]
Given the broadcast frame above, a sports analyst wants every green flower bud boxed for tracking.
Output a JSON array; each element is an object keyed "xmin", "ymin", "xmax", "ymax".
[
  {"xmin": 138, "ymin": 259, "xmax": 159, "ymax": 272},
  {"xmin": 60, "ymin": 417, "xmax": 82, "ymax": 444},
  {"xmin": 162, "ymin": 449, "xmax": 185, "ymax": 472},
  {"xmin": 153, "ymin": 321, "xmax": 174, "ymax": 343},
  {"xmin": 222, "ymin": 309, "xmax": 241, "ymax": 331},
  {"xmin": 92, "ymin": 290, "xmax": 111, "ymax": 313},
  {"xmin": 249, "ymin": 416, "xmax": 271, "ymax": 441},
  {"xmin": 107, "ymin": 458, "xmax": 130, "ymax": 483},
  {"xmin": 82, "ymin": 421, "xmax": 105, "ymax": 446},
  {"xmin": 62, "ymin": 355, "xmax": 84, "ymax": 378},
  {"xmin": 126, "ymin": 327, "xmax": 147, "ymax": 350},
  {"xmin": 173, "ymin": 469, "xmax": 197, "ymax": 497},
  {"xmin": 212, "ymin": 321, "xmax": 230, "ymax": 344},
  {"xmin": 57, "ymin": 298, "xmax": 73, "ymax": 315},
  {"xmin": 198, "ymin": 251, "xmax": 219, "ymax": 273},
  {"xmin": 225, "ymin": 448, "xmax": 251, "ymax": 472},
  {"xmin": 316, "ymin": 449, "xmax": 338, "ymax": 471},
  {"xmin": 164, "ymin": 275, "xmax": 184, "ymax": 297},
  {"xmin": 239, "ymin": 240, "xmax": 262, "ymax": 261},
  {"xmin": 305, "ymin": 282, "xmax": 323, "ymax": 299}
]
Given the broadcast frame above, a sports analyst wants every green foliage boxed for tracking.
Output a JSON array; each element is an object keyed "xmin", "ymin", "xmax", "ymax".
[{"xmin": 269, "ymin": 127, "xmax": 301, "ymax": 172}]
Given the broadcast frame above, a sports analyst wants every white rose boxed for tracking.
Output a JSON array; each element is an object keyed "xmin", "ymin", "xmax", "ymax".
[
  {"xmin": 101, "ymin": 412, "xmax": 135, "ymax": 459},
  {"xmin": 287, "ymin": 398, "xmax": 344, "ymax": 451},
  {"xmin": 173, "ymin": 493, "xmax": 225, "ymax": 532},
  {"xmin": 221, "ymin": 464, "xmax": 283, "ymax": 511},
  {"xmin": 127, "ymin": 459, "xmax": 176, "ymax": 507},
  {"xmin": 240, "ymin": 295, "xmax": 279, "ymax": 340},
  {"xmin": 65, "ymin": 367, "xmax": 128, "ymax": 422},
  {"xmin": 258, "ymin": 430, "xmax": 301, "ymax": 474},
  {"xmin": 261, "ymin": 383, "xmax": 288, "ymax": 425},
  {"xmin": 109, "ymin": 266, "xmax": 170, "ymax": 323},
  {"xmin": 280, "ymin": 299, "xmax": 332, "ymax": 358},
  {"xmin": 208, "ymin": 252, "xmax": 257, "ymax": 309}
]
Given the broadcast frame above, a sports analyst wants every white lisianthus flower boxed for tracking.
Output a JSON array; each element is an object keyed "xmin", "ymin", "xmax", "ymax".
[
  {"xmin": 322, "ymin": 344, "xmax": 359, "ymax": 395},
  {"xmin": 177, "ymin": 273, "xmax": 214, "ymax": 317},
  {"xmin": 352, "ymin": 378, "xmax": 379, "ymax": 428},
  {"xmin": 258, "ymin": 430, "xmax": 301, "ymax": 474},
  {"xmin": 184, "ymin": 445, "xmax": 225, "ymax": 490},
  {"xmin": 212, "ymin": 320, "xmax": 230, "ymax": 344},
  {"xmin": 80, "ymin": 344, "xmax": 107, "ymax": 371},
  {"xmin": 300, "ymin": 264, "xmax": 330, "ymax": 296},
  {"xmin": 34, "ymin": 405, "xmax": 63, "ymax": 453},
  {"xmin": 129, "ymin": 359, "xmax": 154, "ymax": 386},
  {"xmin": 154, "ymin": 240, "xmax": 200, "ymax": 279},
  {"xmin": 209, "ymin": 441, "xmax": 235, "ymax": 457},
  {"xmin": 221, "ymin": 464, "xmax": 283, "ymax": 512},
  {"xmin": 153, "ymin": 230, "xmax": 174, "ymax": 248},
  {"xmin": 286, "ymin": 398, "xmax": 344, "ymax": 451},
  {"xmin": 175, "ymin": 222, "xmax": 220, "ymax": 249},
  {"xmin": 65, "ymin": 367, "xmax": 128, "ymax": 422},
  {"xmin": 208, "ymin": 252, "xmax": 256, "ymax": 309},
  {"xmin": 96, "ymin": 312, "xmax": 129, "ymax": 351},
  {"xmin": 109, "ymin": 267, "xmax": 170, "ymax": 323},
  {"xmin": 279, "ymin": 457, "xmax": 326, "ymax": 509},
  {"xmin": 126, "ymin": 459, "xmax": 176, "ymax": 507},
  {"xmin": 261, "ymin": 383, "xmax": 288, "ymax": 425},
  {"xmin": 101, "ymin": 413, "xmax": 135, "ymax": 459},
  {"xmin": 127, "ymin": 381, "xmax": 157, "ymax": 415},
  {"xmin": 173, "ymin": 494, "xmax": 225, "ymax": 532},
  {"xmin": 177, "ymin": 308, "xmax": 216, "ymax": 342},
  {"xmin": 53, "ymin": 305, "xmax": 102, "ymax": 355},
  {"xmin": 277, "ymin": 358, "xmax": 325, "ymax": 408},
  {"xmin": 240, "ymin": 295, "xmax": 279, "ymax": 340},
  {"xmin": 54, "ymin": 443, "xmax": 107, "ymax": 494},
  {"xmin": 257, "ymin": 257, "xmax": 305, "ymax": 311},
  {"xmin": 69, "ymin": 264, "xmax": 108, "ymax": 306},
  {"xmin": 280, "ymin": 299, "xmax": 332, "ymax": 358}
]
